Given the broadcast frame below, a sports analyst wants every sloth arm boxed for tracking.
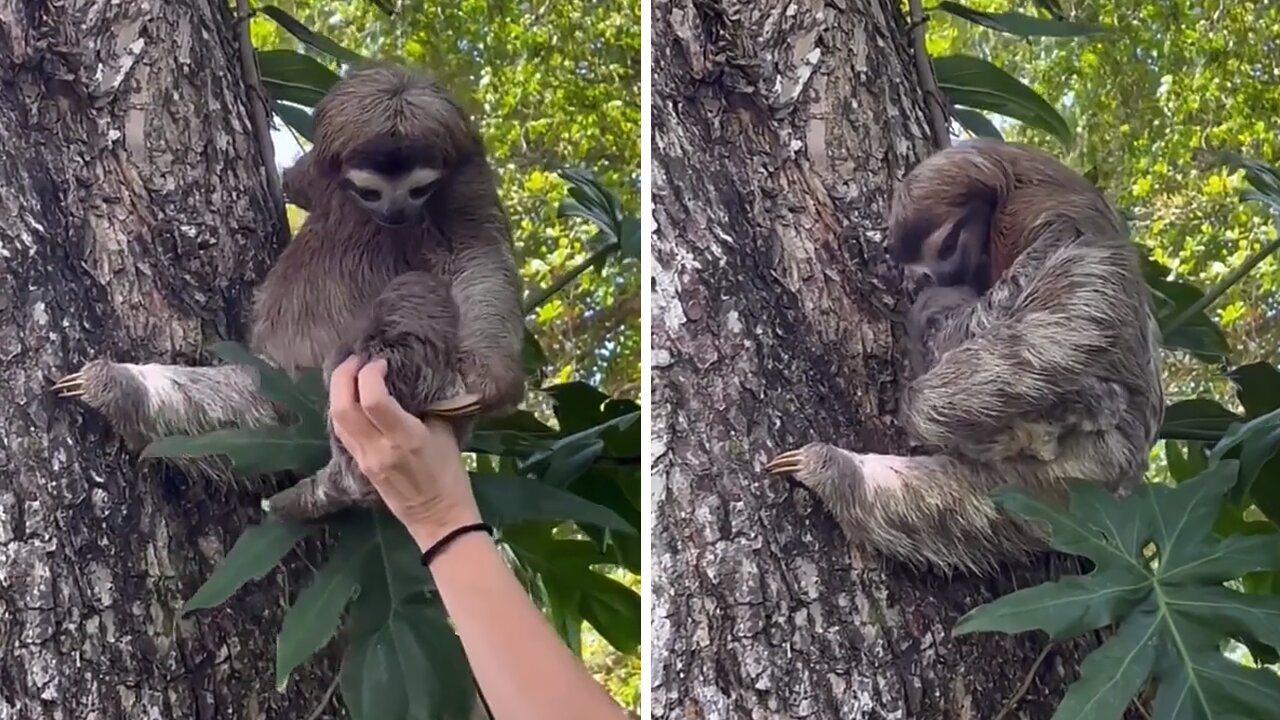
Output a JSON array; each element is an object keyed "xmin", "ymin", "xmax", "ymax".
[
  {"xmin": 902, "ymin": 238, "xmax": 1125, "ymax": 449},
  {"xmin": 435, "ymin": 159, "xmax": 525, "ymax": 411}
]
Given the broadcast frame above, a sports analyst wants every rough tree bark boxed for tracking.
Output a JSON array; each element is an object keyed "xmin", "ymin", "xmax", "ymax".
[
  {"xmin": 651, "ymin": 2, "xmax": 1102, "ymax": 718},
  {"xmin": 0, "ymin": 1, "xmax": 338, "ymax": 717}
]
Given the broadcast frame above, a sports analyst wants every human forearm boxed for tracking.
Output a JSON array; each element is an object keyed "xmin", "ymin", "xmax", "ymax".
[{"xmin": 415, "ymin": 524, "xmax": 626, "ymax": 720}]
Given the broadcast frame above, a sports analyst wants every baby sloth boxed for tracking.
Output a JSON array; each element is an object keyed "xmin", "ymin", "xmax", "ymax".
[
  {"xmin": 54, "ymin": 65, "xmax": 526, "ymax": 521},
  {"xmin": 767, "ymin": 140, "xmax": 1164, "ymax": 573}
]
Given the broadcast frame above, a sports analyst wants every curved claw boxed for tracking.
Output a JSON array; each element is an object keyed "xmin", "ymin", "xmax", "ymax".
[
  {"xmin": 429, "ymin": 392, "xmax": 483, "ymax": 418},
  {"xmin": 51, "ymin": 372, "xmax": 87, "ymax": 397},
  {"xmin": 765, "ymin": 449, "xmax": 805, "ymax": 475}
]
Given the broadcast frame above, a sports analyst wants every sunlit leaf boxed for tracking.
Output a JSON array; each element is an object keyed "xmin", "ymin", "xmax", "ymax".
[{"xmin": 933, "ymin": 54, "xmax": 1073, "ymax": 148}]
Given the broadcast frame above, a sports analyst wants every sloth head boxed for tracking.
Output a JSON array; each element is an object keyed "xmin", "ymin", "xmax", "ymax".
[
  {"xmin": 886, "ymin": 139, "xmax": 1113, "ymax": 294},
  {"xmin": 306, "ymin": 65, "xmax": 480, "ymax": 227}
]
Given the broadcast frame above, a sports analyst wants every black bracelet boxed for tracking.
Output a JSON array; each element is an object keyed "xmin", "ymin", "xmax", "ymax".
[{"xmin": 420, "ymin": 522, "xmax": 495, "ymax": 567}]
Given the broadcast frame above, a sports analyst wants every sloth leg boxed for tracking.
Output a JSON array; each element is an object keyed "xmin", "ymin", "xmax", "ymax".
[
  {"xmin": 262, "ymin": 450, "xmax": 379, "ymax": 521},
  {"xmin": 767, "ymin": 443, "xmax": 1049, "ymax": 573},
  {"xmin": 52, "ymin": 360, "xmax": 280, "ymax": 449}
]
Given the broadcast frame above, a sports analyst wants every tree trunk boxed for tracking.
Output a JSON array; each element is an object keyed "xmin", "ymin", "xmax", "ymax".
[
  {"xmin": 0, "ymin": 2, "xmax": 338, "ymax": 717},
  {"xmin": 651, "ymin": 2, "xmax": 1100, "ymax": 718}
]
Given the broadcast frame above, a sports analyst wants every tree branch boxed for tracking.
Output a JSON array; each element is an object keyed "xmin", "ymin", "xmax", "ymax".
[
  {"xmin": 522, "ymin": 241, "xmax": 620, "ymax": 314},
  {"xmin": 1163, "ymin": 225, "xmax": 1280, "ymax": 335},
  {"xmin": 233, "ymin": 0, "xmax": 287, "ymax": 239},
  {"xmin": 908, "ymin": 0, "xmax": 951, "ymax": 149}
]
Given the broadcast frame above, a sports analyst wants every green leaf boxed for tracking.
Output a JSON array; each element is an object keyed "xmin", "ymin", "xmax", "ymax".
[
  {"xmin": 1228, "ymin": 362, "xmax": 1280, "ymax": 418},
  {"xmin": 954, "ymin": 570, "xmax": 1149, "ymax": 641},
  {"xmin": 272, "ymin": 100, "xmax": 315, "ymax": 142},
  {"xmin": 142, "ymin": 425, "xmax": 329, "ymax": 476},
  {"xmin": 1141, "ymin": 259, "xmax": 1232, "ymax": 364},
  {"xmin": 1165, "ymin": 440, "xmax": 1210, "ymax": 483},
  {"xmin": 262, "ymin": 78, "xmax": 328, "ymax": 109},
  {"xmin": 1053, "ymin": 608, "xmax": 1159, "ymax": 720},
  {"xmin": 1209, "ymin": 410, "xmax": 1280, "ymax": 498},
  {"xmin": 936, "ymin": 2, "xmax": 1107, "ymax": 37},
  {"xmin": 184, "ymin": 520, "xmax": 310, "ymax": 613},
  {"xmin": 471, "ymin": 472, "xmax": 636, "ymax": 532},
  {"xmin": 991, "ymin": 485, "xmax": 1140, "ymax": 568},
  {"xmin": 575, "ymin": 569, "xmax": 642, "ymax": 654},
  {"xmin": 255, "ymin": 50, "xmax": 342, "ymax": 106},
  {"xmin": 340, "ymin": 601, "xmax": 475, "ymax": 720},
  {"xmin": 275, "ymin": 515, "xmax": 372, "ymax": 689},
  {"xmin": 933, "ymin": 54, "xmax": 1073, "ymax": 148},
  {"xmin": 258, "ymin": 6, "xmax": 366, "ymax": 64},
  {"xmin": 951, "ymin": 107, "xmax": 1004, "ymax": 140},
  {"xmin": 542, "ymin": 437, "xmax": 605, "ymax": 488},
  {"xmin": 619, "ymin": 216, "xmax": 641, "ymax": 259},
  {"xmin": 1145, "ymin": 460, "xmax": 1238, "ymax": 569},
  {"xmin": 1160, "ymin": 398, "xmax": 1242, "ymax": 442}
]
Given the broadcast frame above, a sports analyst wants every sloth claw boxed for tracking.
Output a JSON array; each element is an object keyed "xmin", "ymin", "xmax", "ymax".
[
  {"xmin": 429, "ymin": 392, "xmax": 482, "ymax": 418},
  {"xmin": 766, "ymin": 449, "xmax": 806, "ymax": 475},
  {"xmin": 51, "ymin": 372, "xmax": 87, "ymax": 397}
]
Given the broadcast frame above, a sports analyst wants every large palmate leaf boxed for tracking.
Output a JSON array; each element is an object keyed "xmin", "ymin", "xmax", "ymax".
[
  {"xmin": 933, "ymin": 54, "xmax": 1073, "ymax": 148},
  {"xmin": 1159, "ymin": 398, "xmax": 1242, "ymax": 443},
  {"xmin": 338, "ymin": 511, "xmax": 475, "ymax": 720},
  {"xmin": 184, "ymin": 519, "xmax": 311, "ymax": 613},
  {"xmin": 955, "ymin": 461, "xmax": 1280, "ymax": 720}
]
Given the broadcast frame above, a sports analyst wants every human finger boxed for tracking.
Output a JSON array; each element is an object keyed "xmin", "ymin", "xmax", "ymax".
[
  {"xmin": 356, "ymin": 360, "xmax": 417, "ymax": 438},
  {"xmin": 329, "ymin": 356, "xmax": 380, "ymax": 446}
]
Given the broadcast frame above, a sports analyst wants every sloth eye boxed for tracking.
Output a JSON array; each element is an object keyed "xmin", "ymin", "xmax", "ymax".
[
  {"xmin": 408, "ymin": 184, "xmax": 431, "ymax": 200},
  {"xmin": 354, "ymin": 187, "xmax": 382, "ymax": 203},
  {"xmin": 937, "ymin": 224, "xmax": 962, "ymax": 262}
]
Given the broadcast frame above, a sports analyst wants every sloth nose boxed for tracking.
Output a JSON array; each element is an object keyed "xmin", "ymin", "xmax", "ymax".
[{"xmin": 380, "ymin": 210, "xmax": 409, "ymax": 226}]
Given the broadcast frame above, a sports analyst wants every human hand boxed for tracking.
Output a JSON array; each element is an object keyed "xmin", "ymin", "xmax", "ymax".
[{"xmin": 328, "ymin": 356, "xmax": 482, "ymax": 550}]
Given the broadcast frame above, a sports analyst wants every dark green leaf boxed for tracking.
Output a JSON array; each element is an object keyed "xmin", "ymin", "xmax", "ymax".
[
  {"xmin": 575, "ymin": 570, "xmax": 642, "ymax": 654},
  {"xmin": 936, "ymin": 2, "xmax": 1107, "ymax": 37},
  {"xmin": 521, "ymin": 327, "xmax": 548, "ymax": 380},
  {"xmin": 255, "ymin": 49, "xmax": 342, "ymax": 102},
  {"xmin": 544, "ymin": 381, "xmax": 611, "ymax": 433},
  {"xmin": 142, "ymin": 425, "xmax": 329, "ymax": 477},
  {"xmin": 1053, "ymin": 608, "xmax": 1159, "ymax": 720},
  {"xmin": 619, "ymin": 216, "xmax": 641, "ymax": 259},
  {"xmin": 184, "ymin": 520, "xmax": 310, "ymax": 613},
  {"xmin": 951, "ymin": 107, "xmax": 1004, "ymax": 140},
  {"xmin": 1165, "ymin": 440, "xmax": 1210, "ymax": 483},
  {"xmin": 341, "ymin": 602, "xmax": 475, "ymax": 720},
  {"xmin": 1144, "ymin": 460, "xmax": 1238, "ymax": 569},
  {"xmin": 933, "ymin": 54, "xmax": 1073, "ymax": 148},
  {"xmin": 262, "ymin": 78, "xmax": 328, "ymax": 109},
  {"xmin": 1159, "ymin": 533, "xmax": 1280, "ymax": 585},
  {"xmin": 954, "ymin": 570, "xmax": 1149, "ymax": 641},
  {"xmin": 1209, "ymin": 410, "xmax": 1280, "ymax": 499},
  {"xmin": 275, "ymin": 516, "xmax": 373, "ymax": 689},
  {"xmin": 471, "ymin": 472, "xmax": 636, "ymax": 532},
  {"xmin": 992, "ymin": 485, "xmax": 1141, "ymax": 569},
  {"xmin": 272, "ymin": 100, "xmax": 315, "ymax": 143},
  {"xmin": 542, "ymin": 437, "xmax": 605, "ymax": 488},
  {"xmin": 258, "ymin": 6, "xmax": 366, "ymax": 64},
  {"xmin": 1160, "ymin": 398, "xmax": 1241, "ymax": 442},
  {"xmin": 1228, "ymin": 362, "xmax": 1280, "ymax": 417}
]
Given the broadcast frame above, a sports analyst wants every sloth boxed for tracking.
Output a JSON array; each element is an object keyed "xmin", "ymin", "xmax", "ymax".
[
  {"xmin": 54, "ymin": 65, "xmax": 526, "ymax": 521},
  {"xmin": 767, "ymin": 139, "xmax": 1164, "ymax": 573}
]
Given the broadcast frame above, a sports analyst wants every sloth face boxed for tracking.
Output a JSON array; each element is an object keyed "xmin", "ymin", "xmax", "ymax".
[
  {"xmin": 339, "ymin": 166, "xmax": 444, "ymax": 227},
  {"xmin": 891, "ymin": 206, "xmax": 994, "ymax": 293},
  {"xmin": 338, "ymin": 141, "xmax": 447, "ymax": 227}
]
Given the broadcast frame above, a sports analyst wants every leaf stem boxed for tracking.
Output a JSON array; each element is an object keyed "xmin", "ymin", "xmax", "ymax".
[
  {"xmin": 993, "ymin": 642, "xmax": 1052, "ymax": 720},
  {"xmin": 522, "ymin": 241, "xmax": 620, "ymax": 314},
  {"xmin": 908, "ymin": 0, "xmax": 951, "ymax": 149},
  {"xmin": 1164, "ymin": 230, "xmax": 1280, "ymax": 334}
]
